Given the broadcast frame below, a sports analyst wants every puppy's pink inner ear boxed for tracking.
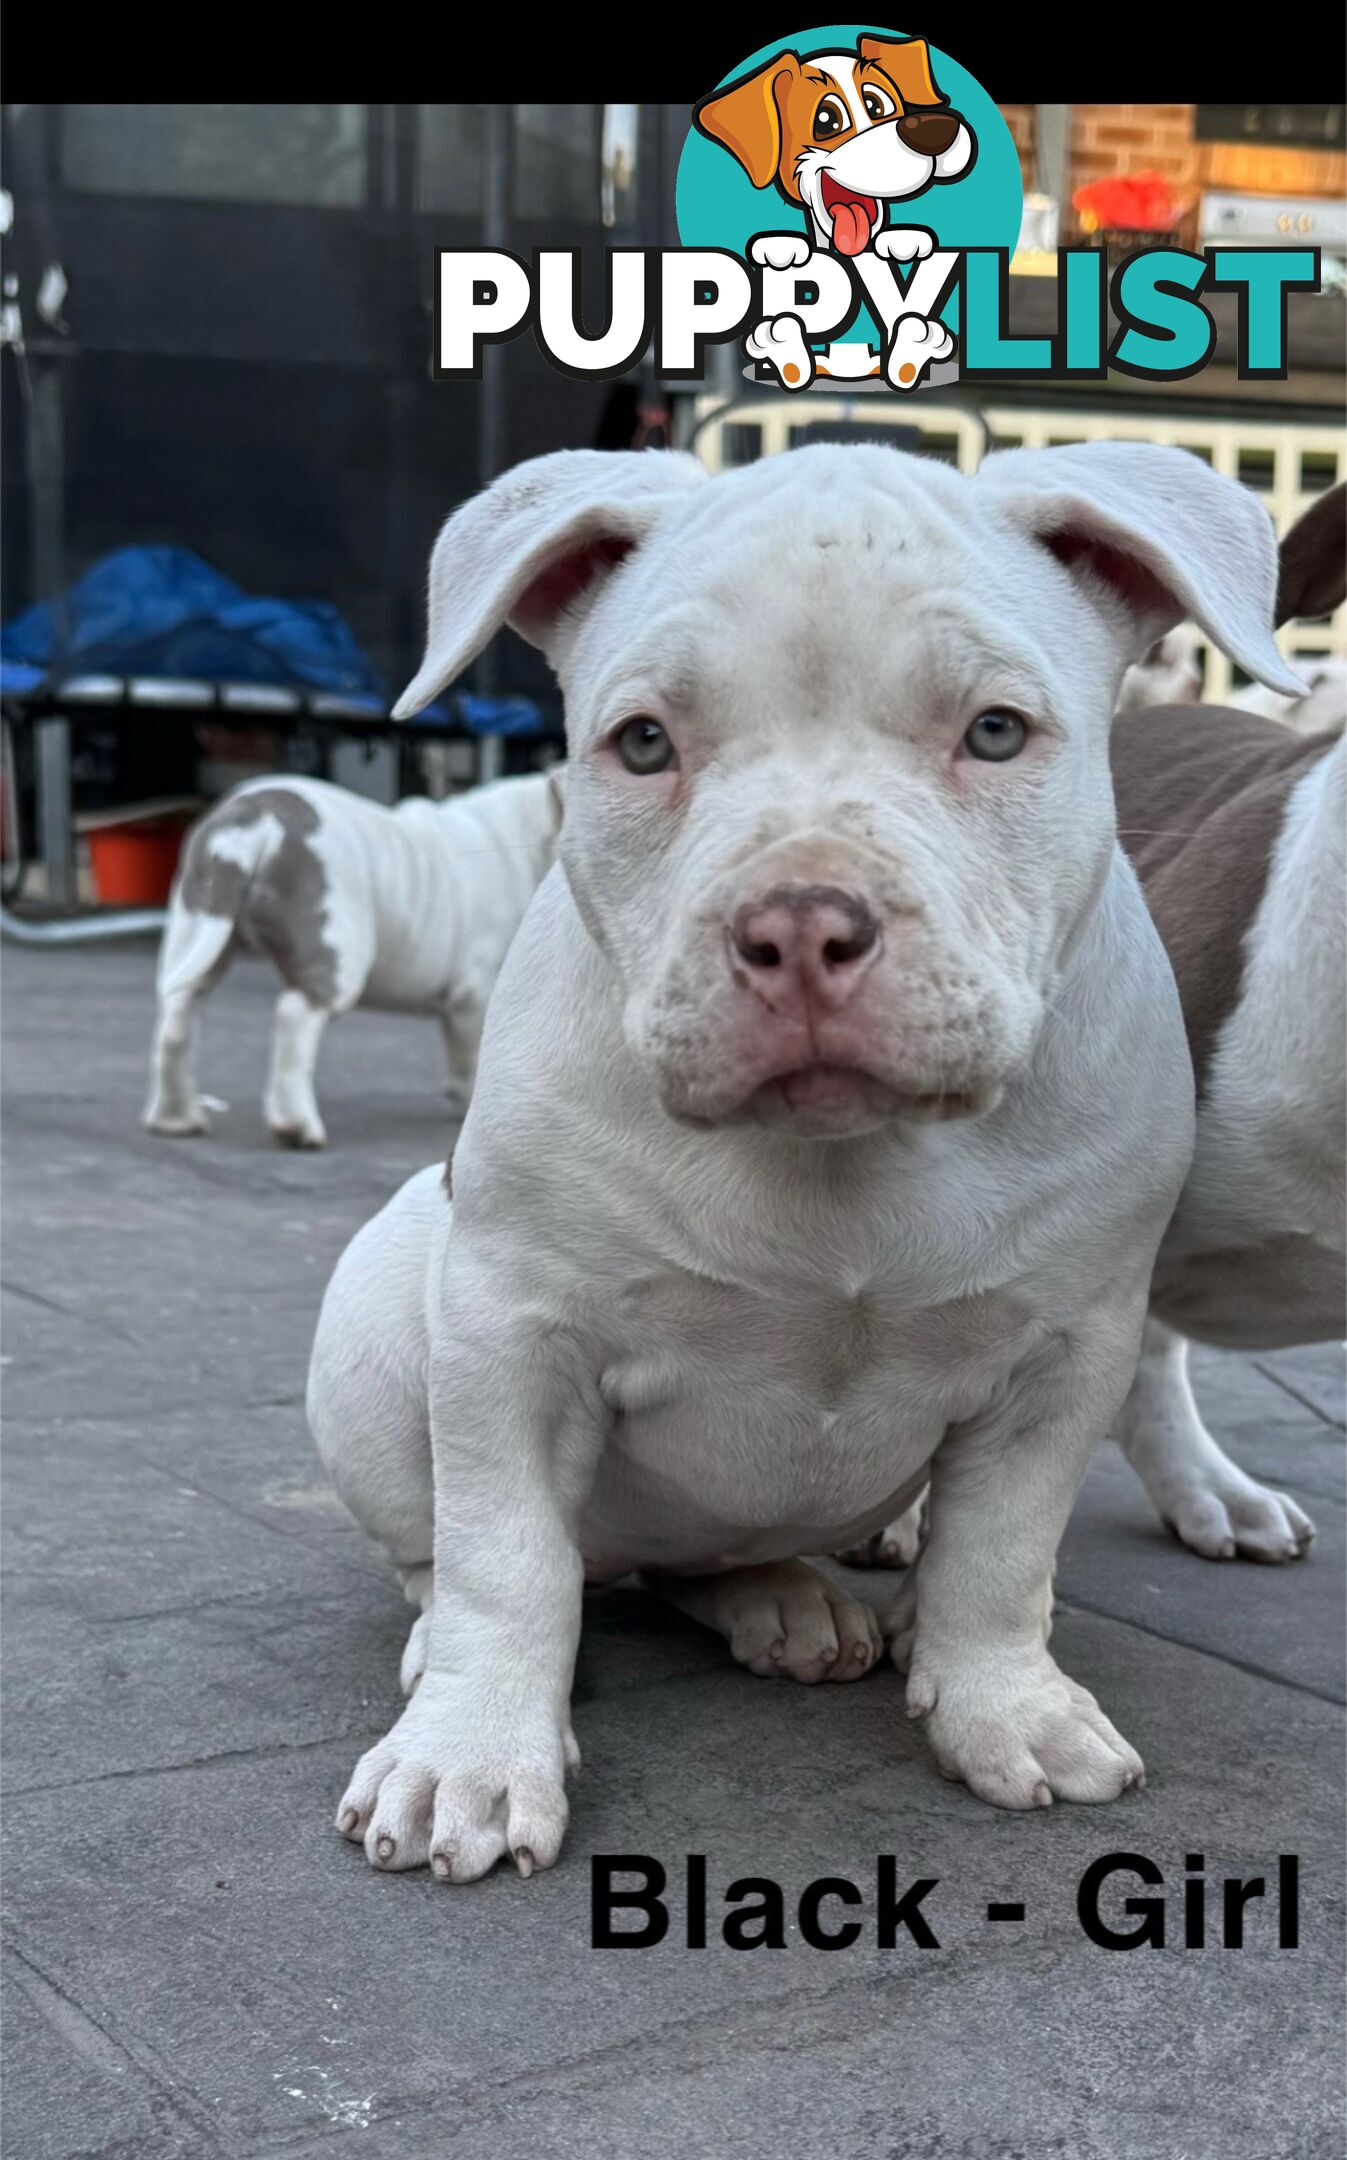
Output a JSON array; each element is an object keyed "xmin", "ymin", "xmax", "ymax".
[
  {"xmin": 1040, "ymin": 528, "xmax": 1177, "ymax": 641},
  {"xmin": 513, "ymin": 535, "xmax": 637, "ymax": 643}
]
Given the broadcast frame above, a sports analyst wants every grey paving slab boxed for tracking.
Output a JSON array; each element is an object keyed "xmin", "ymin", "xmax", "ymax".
[
  {"xmin": 1, "ymin": 1611, "xmax": 1340, "ymax": 2160},
  {"xmin": 2, "ymin": 940, "xmax": 1343, "ymax": 2160},
  {"xmin": 1, "ymin": 1950, "xmax": 211, "ymax": 2160},
  {"xmin": 1058, "ymin": 1444, "xmax": 1345, "ymax": 1703},
  {"xmin": 1188, "ymin": 1347, "xmax": 1347, "ymax": 1500},
  {"xmin": 1251, "ymin": 1344, "xmax": 1347, "ymax": 1432}
]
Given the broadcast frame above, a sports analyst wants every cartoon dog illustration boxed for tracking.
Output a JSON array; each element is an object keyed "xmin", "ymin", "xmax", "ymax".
[{"xmin": 695, "ymin": 34, "xmax": 975, "ymax": 390}]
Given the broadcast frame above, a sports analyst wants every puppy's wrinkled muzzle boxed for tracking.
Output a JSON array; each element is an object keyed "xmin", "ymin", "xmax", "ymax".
[{"xmin": 729, "ymin": 884, "xmax": 882, "ymax": 1024}]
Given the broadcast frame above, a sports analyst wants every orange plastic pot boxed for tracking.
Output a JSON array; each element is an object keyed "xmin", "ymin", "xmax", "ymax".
[{"xmin": 87, "ymin": 816, "xmax": 190, "ymax": 906}]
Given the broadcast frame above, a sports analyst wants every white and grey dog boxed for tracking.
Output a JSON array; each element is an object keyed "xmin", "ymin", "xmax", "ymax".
[
  {"xmin": 144, "ymin": 769, "xmax": 562, "ymax": 1149},
  {"xmin": 308, "ymin": 440, "xmax": 1300, "ymax": 1884}
]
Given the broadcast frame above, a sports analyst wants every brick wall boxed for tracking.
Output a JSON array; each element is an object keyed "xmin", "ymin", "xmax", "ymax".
[
  {"xmin": 999, "ymin": 103, "xmax": 1036, "ymax": 193},
  {"xmin": 1200, "ymin": 139, "xmax": 1347, "ymax": 199},
  {"xmin": 996, "ymin": 103, "xmax": 1346, "ymax": 239}
]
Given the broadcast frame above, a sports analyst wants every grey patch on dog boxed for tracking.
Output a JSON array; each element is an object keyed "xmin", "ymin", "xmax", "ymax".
[{"xmin": 179, "ymin": 789, "xmax": 338, "ymax": 1007}]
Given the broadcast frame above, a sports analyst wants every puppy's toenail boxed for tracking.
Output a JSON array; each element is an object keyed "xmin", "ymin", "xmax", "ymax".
[
  {"xmin": 514, "ymin": 1847, "xmax": 535, "ymax": 1879},
  {"xmin": 431, "ymin": 1851, "xmax": 453, "ymax": 1880},
  {"xmin": 376, "ymin": 1833, "xmax": 396, "ymax": 1861},
  {"xmin": 338, "ymin": 1807, "xmax": 359, "ymax": 1834},
  {"xmin": 1033, "ymin": 1783, "xmax": 1053, "ymax": 1808}
]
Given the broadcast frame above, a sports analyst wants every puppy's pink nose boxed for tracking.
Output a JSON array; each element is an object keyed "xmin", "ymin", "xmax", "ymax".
[{"xmin": 730, "ymin": 884, "xmax": 881, "ymax": 1016}]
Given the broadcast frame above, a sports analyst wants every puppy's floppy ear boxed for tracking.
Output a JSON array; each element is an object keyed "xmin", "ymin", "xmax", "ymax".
[
  {"xmin": 1275, "ymin": 481, "xmax": 1346, "ymax": 628},
  {"xmin": 694, "ymin": 52, "xmax": 799, "ymax": 189},
  {"xmin": 394, "ymin": 450, "xmax": 706, "ymax": 718},
  {"xmin": 858, "ymin": 34, "xmax": 946, "ymax": 109},
  {"xmin": 977, "ymin": 440, "xmax": 1306, "ymax": 696}
]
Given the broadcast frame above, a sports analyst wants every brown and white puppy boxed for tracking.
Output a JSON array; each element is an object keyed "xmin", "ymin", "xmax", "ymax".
[
  {"xmin": 696, "ymin": 35, "xmax": 972, "ymax": 260},
  {"xmin": 695, "ymin": 34, "xmax": 974, "ymax": 389},
  {"xmin": 1109, "ymin": 484, "xmax": 1346, "ymax": 1559}
]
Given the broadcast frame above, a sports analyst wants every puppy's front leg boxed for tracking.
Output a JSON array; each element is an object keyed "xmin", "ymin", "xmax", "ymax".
[
  {"xmin": 904, "ymin": 1299, "xmax": 1148, "ymax": 1809},
  {"xmin": 337, "ymin": 1314, "xmax": 604, "ymax": 1883}
]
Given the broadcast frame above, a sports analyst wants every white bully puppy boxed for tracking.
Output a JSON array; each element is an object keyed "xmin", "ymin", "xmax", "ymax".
[
  {"xmin": 144, "ymin": 769, "xmax": 561, "ymax": 1148},
  {"xmin": 307, "ymin": 441, "xmax": 1301, "ymax": 1883}
]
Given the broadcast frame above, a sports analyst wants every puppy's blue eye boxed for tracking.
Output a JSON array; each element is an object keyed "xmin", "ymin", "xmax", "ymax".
[
  {"xmin": 963, "ymin": 710, "xmax": 1028, "ymax": 763},
  {"xmin": 615, "ymin": 717, "xmax": 675, "ymax": 775}
]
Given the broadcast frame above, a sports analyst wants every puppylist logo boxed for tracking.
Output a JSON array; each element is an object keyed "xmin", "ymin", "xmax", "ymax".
[{"xmin": 435, "ymin": 24, "xmax": 1321, "ymax": 388}]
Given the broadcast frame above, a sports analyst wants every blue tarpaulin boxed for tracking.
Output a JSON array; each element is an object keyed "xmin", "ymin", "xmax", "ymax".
[
  {"xmin": 1, "ymin": 546, "xmax": 383, "ymax": 697},
  {"xmin": 1, "ymin": 546, "xmax": 545, "ymax": 735}
]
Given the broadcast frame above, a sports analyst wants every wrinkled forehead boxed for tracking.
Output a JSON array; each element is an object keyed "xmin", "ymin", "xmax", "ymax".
[{"xmin": 572, "ymin": 451, "xmax": 1085, "ymax": 718}]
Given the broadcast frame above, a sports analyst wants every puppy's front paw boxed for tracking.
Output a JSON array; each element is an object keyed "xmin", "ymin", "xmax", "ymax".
[
  {"xmin": 746, "ymin": 315, "xmax": 815, "ymax": 391},
  {"xmin": 750, "ymin": 233, "xmax": 812, "ymax": 271},
  {"xmin": 907, "ymin": 1648, "xmax": 1143, "ymax": 1808},
  {"xmin": 884, "ymin": 313, "xmax": 954, "ymax": 390},
  {"xmin": 336, "ymin": 1677, "xmax": 578, "ymax": 1882},
  {"xmin": 873, "ymin": 226, "xmax": 936, "ymax": 263}
]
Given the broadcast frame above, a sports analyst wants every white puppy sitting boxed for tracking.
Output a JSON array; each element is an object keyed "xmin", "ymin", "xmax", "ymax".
[
  {"xmin": 144, "ymin": 769, "xmax": 561, "ymax": 1148},
  {"xmin": 308, "ymin": 440, "xmax": 1301, "ymax": 1883}
]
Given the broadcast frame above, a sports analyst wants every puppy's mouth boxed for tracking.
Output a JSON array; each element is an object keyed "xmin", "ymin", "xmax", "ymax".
[
  {"xmin": 743, "ymin": 1061, "xmax": 981, "ymax": 1138},
  {"xmin": 820, "ymin": 172, "xmax": 880, "ymax": 257}
]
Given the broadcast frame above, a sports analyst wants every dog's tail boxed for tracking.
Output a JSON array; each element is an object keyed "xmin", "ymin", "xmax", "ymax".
[{"xmin": 155, "ymin": 805, "xmax": 279, "ymax": 998}]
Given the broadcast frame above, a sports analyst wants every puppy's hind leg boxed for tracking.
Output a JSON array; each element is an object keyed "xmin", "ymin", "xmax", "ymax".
[
  {"xmin": 144, "ymin": 985, "xmax": 212, "ymax": 1135},
  {"xmin": 307, "ymin": 1169, "xmax": 443, "ymax": 1683},
  {"xmin": 1116, "ymin": 1316, "xmax": 1314, "ymax": 1562},
  {"xmin": 264, "ymin": 989, "xmax": 333, "ymax": 1148},
  {"xmin": 646, "ymin": 1559, "xmax": 884, "ymax": 1684},
  {"xmin": 398, "ymin": 1564, "xmax": 435, "ymax": 1696},
  {"xmin": 836, "ymin": 1490, "xmax": 927, "ymax": 1569},
  {"xmin": 144, "ymin": 872, "xmax": 238, "ymax": 1135}
]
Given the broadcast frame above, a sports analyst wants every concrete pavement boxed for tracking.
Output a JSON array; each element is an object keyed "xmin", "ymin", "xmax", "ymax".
[{"xmin": 3, "ymin": 940, "xmax": 1342, "ymax": 2159}]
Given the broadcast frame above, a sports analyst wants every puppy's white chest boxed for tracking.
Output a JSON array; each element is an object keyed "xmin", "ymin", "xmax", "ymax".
[{"xmin": 586, "ymin": 1269, "xmax": 1035, "ymax": 1569}]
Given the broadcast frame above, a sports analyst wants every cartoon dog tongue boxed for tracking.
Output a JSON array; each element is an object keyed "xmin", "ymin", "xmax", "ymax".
[{"xmin": 820, "ymin": 176, "xmax": 878, "ymax": 257}]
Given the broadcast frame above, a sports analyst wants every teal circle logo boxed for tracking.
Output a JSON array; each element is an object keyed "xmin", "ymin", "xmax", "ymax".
[{"xmin": 676, "ymin": 25, "xmax": 1022, "ymax": 364}]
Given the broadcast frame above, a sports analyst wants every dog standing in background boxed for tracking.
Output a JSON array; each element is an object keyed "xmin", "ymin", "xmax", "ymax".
[{"xmin": 144, "ymin": 769, "xmax": 562, "ymax": 1149}]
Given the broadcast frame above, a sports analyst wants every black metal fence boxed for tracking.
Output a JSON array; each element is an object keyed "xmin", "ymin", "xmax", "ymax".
[{"xmin": 1, "ymin": 102, "xmax": 688, "ymax": 706}]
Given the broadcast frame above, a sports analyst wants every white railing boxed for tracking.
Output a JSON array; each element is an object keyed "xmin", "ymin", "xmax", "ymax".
[{"xmin": 687, "ymin": 395, "xmax": 1345, "ymax": 701}]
